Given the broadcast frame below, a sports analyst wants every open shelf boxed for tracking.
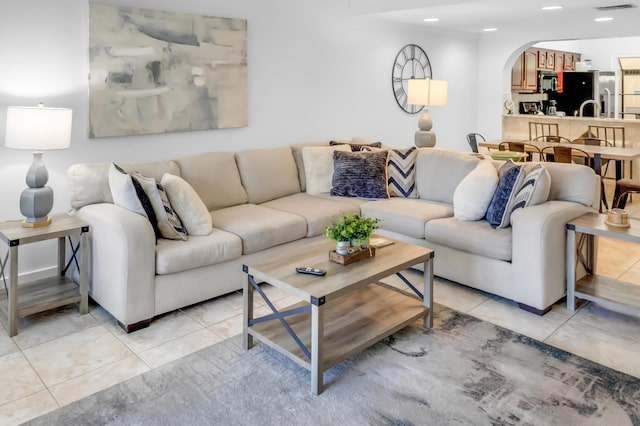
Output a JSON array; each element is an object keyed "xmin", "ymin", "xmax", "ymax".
[
  {"xmin": 249, "ymin": 283, "xmax": 427, "ymax": 371},
  {"xmin": 575, "ymin": 274, "xmax": 640, "ymax": 316},
  {"xmin": 0, "ymin": 276, "xmax": 80, "ymax": 319}
]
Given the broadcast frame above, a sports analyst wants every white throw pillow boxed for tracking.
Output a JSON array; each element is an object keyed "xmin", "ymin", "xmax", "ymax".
[
  {"xmin": 109, "ymin": 163, "xmax": 147, "ymax": 217},
  {"xmin": 302, "ymin": 145, "xmax": 351, "ymax": 195},
  {"xmin": 161, "ymin": 173, "xmax": 212, "ymax": 236},
  {"xmin": 453, "ymin": 160, "xmax": 499, "ymax": 221}
]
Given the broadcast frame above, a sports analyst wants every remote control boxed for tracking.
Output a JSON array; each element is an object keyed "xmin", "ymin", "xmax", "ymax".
[{"xmin": 296, "ymin": 267, "xmax": 326, "ymax": 276}]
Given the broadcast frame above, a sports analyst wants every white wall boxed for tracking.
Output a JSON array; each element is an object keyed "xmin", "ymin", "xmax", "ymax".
[{"xmin": 0, "ymin": 0, "xmax": 478, "ymax": 276}]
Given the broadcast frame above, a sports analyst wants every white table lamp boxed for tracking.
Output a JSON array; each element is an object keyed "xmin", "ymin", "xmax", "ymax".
[
  {"xmin": 4, "ymin": 104, "xmax": 72, "ymax": 227},
  {"xmin": 407, "ymin": 79, "xmax": 448, "ymax": 147}
]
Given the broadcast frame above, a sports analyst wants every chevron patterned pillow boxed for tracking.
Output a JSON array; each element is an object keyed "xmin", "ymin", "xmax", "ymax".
[{"xmin": 387, "ymin": 147, "xmax": 418, "ymax": 198}]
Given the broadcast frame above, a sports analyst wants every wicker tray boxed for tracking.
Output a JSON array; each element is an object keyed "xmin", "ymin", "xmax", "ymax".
[{"xmin": 329, "ymin": 247, "xmax": 376, "ymax": 265}]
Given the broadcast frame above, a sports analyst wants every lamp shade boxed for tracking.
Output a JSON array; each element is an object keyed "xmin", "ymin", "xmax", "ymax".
[
  {"xmin": 407, "ymin": 79, "xmax": 430, "ymax": 106},
  {"xmin": 5, "ymin": 105, "xmax": 72, "ymax": 150},
  {"xmin": 428, "ymin": 79, "xmax": 448, "ymax": 106},
  {"xmin": 407, "ymin": 79, "xmax": 448, "ymax": 107}
]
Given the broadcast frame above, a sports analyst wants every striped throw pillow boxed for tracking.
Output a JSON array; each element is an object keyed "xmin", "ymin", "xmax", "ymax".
[
  {"xmin": 387, "ymin": 147, "xmax": 418, "ymax": 198},
  {"xmin": 132, "ymin": 172, "xmax": 188, "ymax": 241}
]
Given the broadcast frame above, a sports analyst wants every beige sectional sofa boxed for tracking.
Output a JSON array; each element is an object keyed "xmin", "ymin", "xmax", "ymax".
[{"xmin": 67, "ymin": 143, "xmax": 598, "ymax": 331}]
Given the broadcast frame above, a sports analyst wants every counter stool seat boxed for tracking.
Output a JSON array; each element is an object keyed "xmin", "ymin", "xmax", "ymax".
[{"xmin": 613, "ymin": 179, "xmax": 640, "ymax": 209}]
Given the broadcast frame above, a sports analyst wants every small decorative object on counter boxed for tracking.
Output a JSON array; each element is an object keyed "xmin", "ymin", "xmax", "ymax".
[{"xmin": 504, "ymin": 98, "xmax": 515, "ymax": 115}]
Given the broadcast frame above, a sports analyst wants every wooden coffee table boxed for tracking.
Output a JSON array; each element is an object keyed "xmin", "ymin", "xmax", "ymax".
[{"xmin": 242, "ymin": 237, "xmax": 433, "ymax": 394}]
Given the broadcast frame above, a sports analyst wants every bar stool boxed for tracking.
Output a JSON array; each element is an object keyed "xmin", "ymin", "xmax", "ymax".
[
  {"xmin": 613, "ymin": 179, "xmax": 640, "ymax": 208},
  {"xmin": 466, "ymin": 133, "xmax": 485, "ymax": 153},
  {"xmin": 529, "ymin": 122, "xmax": 559, "ymax": 140},
  {"xmin": 588, "ymin": 125, "xmax": 625, "ymax": 147},
  {"xmin": 588, "ymin": 125, "xmax": 631, "ymax": 180}
]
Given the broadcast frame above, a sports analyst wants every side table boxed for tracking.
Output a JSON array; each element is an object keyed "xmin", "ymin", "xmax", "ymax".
[
  {"xmin": 0, "ymin": 213, "xmax": 89, "ymax": 336},
  {"xmin": 566, "ymin": 212, "xmax": 640, "ymax": 316}
]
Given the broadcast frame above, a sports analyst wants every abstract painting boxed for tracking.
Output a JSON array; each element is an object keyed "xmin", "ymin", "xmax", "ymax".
[{"xmin": 89, "ymin": 4, "xmax": 247, "ymax": 138}]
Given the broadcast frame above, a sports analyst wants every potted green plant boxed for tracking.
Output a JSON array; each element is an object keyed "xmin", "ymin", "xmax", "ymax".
[
  {"xmin": 326, "ymin": 214, "xmax": 381, "ymax": 254},
  {"xmin": 352, "ymin": 216, "xmax": 381, "ymax": 248}
]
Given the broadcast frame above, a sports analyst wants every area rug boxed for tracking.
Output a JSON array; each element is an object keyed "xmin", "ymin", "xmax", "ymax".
[{"xmin": 28, "ymin": 306, "xmax": 640, "ymax": 425}]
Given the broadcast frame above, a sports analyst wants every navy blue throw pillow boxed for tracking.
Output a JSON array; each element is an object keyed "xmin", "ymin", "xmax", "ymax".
[
  {"xmin": 330, "ymin": 150, "xmax": 389, "ymax": 198},
  {"xmin": 485, "ymin": 161, "xmax": 526, "ymax": 229}
]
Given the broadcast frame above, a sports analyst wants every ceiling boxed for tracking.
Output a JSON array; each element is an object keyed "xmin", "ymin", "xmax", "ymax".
[{"xmin": 350, "ymin": 0, "xmax": 640, "ymax": 35}]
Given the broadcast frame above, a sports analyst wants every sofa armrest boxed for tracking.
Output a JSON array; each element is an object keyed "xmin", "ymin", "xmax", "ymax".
[
  {"xmin": 510, "ymin": 200, "xmax": 594, "ymax": 310},
  {"xmin": 75, "ymin": 203, "xmax": 156, "ymax": 326}
]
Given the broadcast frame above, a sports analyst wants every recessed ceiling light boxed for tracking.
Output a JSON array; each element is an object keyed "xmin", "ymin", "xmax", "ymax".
[
  {"xmin": 541, "ymin": 5, "xmax": 563, "ymax": 11},
  {"xmin": 483, "ymin": 27, "xmax": 498, "ymax": 32},
  {"xmin": 423, "ymin": 18, "xmax": 439, "ymax": 22},
  {"xmin": 594, "ymin": 16, "xmax": 614, "ymax": 21}
]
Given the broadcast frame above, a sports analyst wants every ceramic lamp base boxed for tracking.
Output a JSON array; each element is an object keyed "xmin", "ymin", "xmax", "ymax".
[
  {"xmin": 20, "ymin": 185, "xmax": 54, "ymax": 227},
  {"xmin": 415, "ymin": 130, "xmax": 436, "ymax": 147}
]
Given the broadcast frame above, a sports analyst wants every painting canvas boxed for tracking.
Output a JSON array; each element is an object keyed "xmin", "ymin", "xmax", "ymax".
[{"xmin": 89, "ymin": 4, "xmax": 247, "ymax": 138}]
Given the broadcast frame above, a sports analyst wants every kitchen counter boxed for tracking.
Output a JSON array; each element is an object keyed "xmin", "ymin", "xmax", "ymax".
[
  {"xmin": 502, "ymin": 114, "xmax": 640, "ymax": 178},
  {"xmin": 502, "ymin": 114, "xmax": 640, "ymax": 148}
]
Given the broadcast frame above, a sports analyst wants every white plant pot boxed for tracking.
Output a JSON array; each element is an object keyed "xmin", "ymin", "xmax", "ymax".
[{"xmin": 336, "ymin": 241, "xmax": 350, "ymax": 255}]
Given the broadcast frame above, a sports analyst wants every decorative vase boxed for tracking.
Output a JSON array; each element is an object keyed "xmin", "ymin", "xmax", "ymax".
[{"xmin": 336, "ymin": 241, "xmax": 350, "ymax": 255}]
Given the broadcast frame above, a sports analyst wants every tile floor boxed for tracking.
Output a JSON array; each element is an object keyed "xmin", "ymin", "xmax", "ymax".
[{"xmin": 2, "ymin": 224, "xmax": 640, "ymax": 424}]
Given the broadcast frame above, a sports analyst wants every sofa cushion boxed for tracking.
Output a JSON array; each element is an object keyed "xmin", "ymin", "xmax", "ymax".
[
  {"xmin": 453, "ymin": 160, "xmax": 498, "ymax": 221},
  {"xmin": 314, "ymin": 193, "xmax": 373, "ymax": 206},
  {"xmin": 302, "ymin": 145, "xmax": 352, "ymax": 195},
  {"xmin": 235, "ymin": 147, "xmax": 301, "ymax": 204},
  {"xmin": 361, "ymin": 198, "xmax": 453, "ymax": 239},
  {"xmin": 211, "ymin": 204, "xmax": 307, "ymax": 254},
  {"xmin": 331, "ymin": 150, "xmax": 389, "ymax": 198},
  {"xmin": 68, "ymin": 163, "xmax": 114, "ymax": 208},
  {"xmin": 290, "ymin": 141, "xmax": 330, "ymax": 192},
  {"xmin": 387, "ymin": 147, "xmax": 418, "ymax": 198},
  {"xmin": 175, "ymin": 152, "xmax": 248, "ymax": 211},
  {"xmin": 415, "ymin": 149, "xmax": 479, "ymax": 204},
  {"xmin": 426, "ymin": 217, "xmax": 513, "ymax": 262},
  {"xmin": 544, "ymin": 162, "xmax": 596, "ymax": 206},
  {"xmin": 155, "ymin": 229, "xmax": 242, "ymax": 275},
  {"xmin": 261, "ymin": 193, "xmax": 360, "ymax": 237},
  {"xmin": 68, "ymin": 160, "xmax": 181, "ymax": 209},
  {"xmin": 161, "ymin": 174, "xmax": 213, "ymax": 236}
]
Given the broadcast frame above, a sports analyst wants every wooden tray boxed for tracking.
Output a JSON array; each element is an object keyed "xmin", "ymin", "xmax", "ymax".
[{"xmin": 329, "ymin": 247, "xmax": 376, "ymax": 265}]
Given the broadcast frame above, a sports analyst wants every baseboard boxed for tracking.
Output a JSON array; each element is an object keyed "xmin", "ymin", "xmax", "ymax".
[{"xmin": 1, "ymin": 265, "xmax": 59, "ymax": 285}]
